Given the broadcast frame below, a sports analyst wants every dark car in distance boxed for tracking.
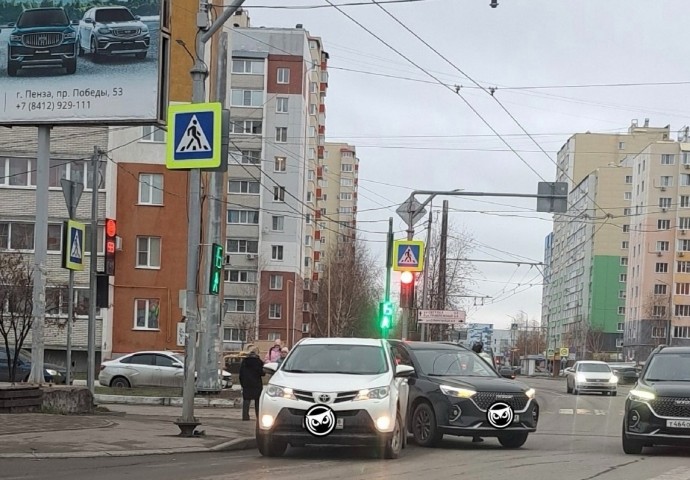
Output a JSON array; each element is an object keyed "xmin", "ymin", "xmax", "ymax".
[
  {"xmin": 6, "ymin": 7, "xmax": 78, "ymax": 76},
  {"xmin": 622, "ymin": 345, "xmax": 690, "ymax": 454},
  {"xmin": 389, "ymin": 340, "xmax": 539, "ymax": 449},
  {"xmin": 0, "ymin": 348, "xmax": 68, "ymax": 384}
]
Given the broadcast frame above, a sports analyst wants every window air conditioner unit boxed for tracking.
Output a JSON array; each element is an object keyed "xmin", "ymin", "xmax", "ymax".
[
  {"xmin": 685, "ymin": 164, "xmax": 690, "ymax": 169},
  {"xmin": 662, "ymin": 207, "xmax": 668, "ymax": 212},
  {"xmin": 657, "ymin": 252, "xmax": 663, "ymax": 257},
  {"xmin": 679, "ymin": 252, "xmax": 685, "ymax": 257},
  {"xmin": 661, "ymin": 186, "xmax": 667, "ymax": 191},
  {"xmin": 246, "ymin": 254, "xmax": 257, "ymax": 260},
  {"xmin": 682, "ymin": 230, "xmax": 687, "ymax": 235}
]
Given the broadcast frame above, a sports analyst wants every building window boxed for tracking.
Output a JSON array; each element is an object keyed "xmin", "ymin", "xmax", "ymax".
[
  {"xmin": 136, "ymin": 237, "xmax": 161, "ymax": 268},
  {"xmin": 674, "ymin": 326, "xmax": 690, "ymax": 338},
  {"xmin": 274, "ymin": 157, "xmax": 287, "ymax": 172},
  {"xmin": 681, "ymin": 195, "xmax": 690, "ymax": 208},
  {"xmin": 624, "ymin": 192, "xmax": 632, "ymax": 200},
  {"xmin": 623, "ymin": 208, "xmax": 632, "ymax": 216},
  {"xmin": 268, "ymin": 332, "xmax": 281, "ymax": 341},
  {"xmin": 305, "ymin": 214, "xmax": 312, "ymax": 224},
  {"xmin": 230, "ymin": 120, "xmax": 262, "ymax": 135},
  {"xmin": 46, "ymin": 287, "xmax": 91, "ymax": 316},
  {"xmin": 652, "ymin": 327, "xmax": 667, "ymax": 338},
  {"xmin": 229, "ymin": 180, "xmax": 261, "ymax": 194},
  {"xmin": 305, "ymin": 235, "xmax": 312, "ymax": 246},
  {"xmin": 273, "ymin": 186, "xmax": 286, "ymax": 202},
  {"xmin": 341, "ymin": 164, "xmax": 353, "ymax": 172},
  {"xmin": 661, "ymin": 154, "xmax": 675, "ymax": 165},
  {"xmin": 276, "ymin": 97, "xmax": 288, "ymax": 113},
  {"xmin": 660, "ymin": 197, "xmax": 672, "ymax": 208},
  {"xmin": 304, "ymin": 256, "xmax": 311, "ymax": 267},
  {"xmin": 340, "ymin": 178, "xmax": 354, "ymax": 187},
  {"xmin": 657, "ymin": 241, "xmax": 670, "ymax": 251},
  {"xmin": 658, "ymin": 219, "xmax": 671, "ymax": 230},
  {"xmin": 621, "ymin": 241, "xmax": 629, "ymax": 249},
  {"xmin": 660, "ymin": 176, "xmax": 673, "ymax": 187},
  {"xmin": 226, "ymin": 270, "xmax": 257, "ymax": 283},
  {"xmin": 340, "ymin": 192, "xmax": 353, "ymax": 201},
  {"xmin": 621, "ymin": 257, "xmax": 628, "ymax": 266},
  {"xmin": 226, "ymin": 239, "xmax": 259, "ymax": 254},
  {"xmin": 269, "ymin": 303, "xmax": 282, "ymax": 319},
  {"xmin": 619, "ymin": 273, "xmax": 627, "ymax": 282},
  {"xmin": 618, "ymin": 307, "xmax": 625, "ymax": 315},
  {"xmin": 619, "ymin": 290, "xmax": 626, "ymax": 299},
  {"xmin": 223, "ymin": 328, "xmax": 247, "ymax": 342},
  {"xmin": 226, "ymin": 299, "xmax": 256, "ymax": 313},
  {"xmin": 134, "ymin": 299, "xmax": 160, "ymax": 330},
  {"xmin": 269, "ymin": 275, "xmax": 283, "ymax": 290},
  {"xmin": 654, "ymin": 284, "xmax": 668, "ymax": 295},
  {"xmin": 231, "ymin": 58, "xmax": 264, "ymax": 74},
  {"xmin": 656, "ymin": 262, "xmax": 669, "ymax": 273},
  {"xmin": 309, "ymin": 104, "xmax": 317, "ymax": 115},
  {"xmin": 678, "ymin": 261, "xmax": 690, "ymax": 273},
  {"xmin": 306, "ymin": 191, "xmax": 314, "ymax": 203},
  {"xmin": 231, "ymin": 89, "xmax": 264, "ymax": 107},
  {"xmin": 271, "ymin": 216, "xmax": 284, "ymax": 231},
  {"xmin": 227, "ymin": 209, "xmax": 259, "ymax": 225},
  {"xmin": 272, "ymin": 245, "xmax": 284, "ymax": 260},
  {"xmin": 141, "ymin": 125, "xmax": 165, "ymax": 142},
  {"xmin": 277, "ymin": 67, "xmax": 290, "ymax": 84},
  {"xmin": 275, "ymin": 127, "xmax": 288, "ymax": 143},
  {"xmin": 232, "ymin": 150, "xmax": 261, "ymax": 165},
  {"xmin": 677, "ymin": 283, "xmax": 690, "ymax": 295},
  {"xmin": 138, "ymin": 173, "xmax": 164, "ymax": 205}
]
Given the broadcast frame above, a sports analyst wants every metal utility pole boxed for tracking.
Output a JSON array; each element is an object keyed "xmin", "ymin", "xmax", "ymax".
[
  {"xmin": 197, "ymin": 30, "xmax": 229, "ymax": 394},
  {"xmin": 327, "ymin": 261, "xmax": 332, "ymax": 337},
  {"xmin": 420, "ymin": 207, "xmax": 432, "ymax": 342},
  {"xmin": 437, "ymin": 201, "xmax": 449, "ymax": 341},
  {"xmin": 87, "ymin": 146, "xmax": 101, "ymax": 394},
  {"xmin": 177, "ymin": 0, "xmax": 246, "ymax": 436},
  {"xmin": 29, "ymin": 126, "xmax": 50, "ymax": 384}
]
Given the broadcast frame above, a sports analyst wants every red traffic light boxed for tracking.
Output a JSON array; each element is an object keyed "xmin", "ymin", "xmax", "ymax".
[
  {"xmin": 400, "ymin": 271, "xmax": 414, "ymax": 284},
  {"xmin": 106, "ymin": 219, "xmax": 117, "ymax": 237}
]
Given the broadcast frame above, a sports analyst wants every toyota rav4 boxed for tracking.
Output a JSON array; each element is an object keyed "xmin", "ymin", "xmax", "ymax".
[{"xmin": 256, "ymin": 337, "xmax": 414, "ymax": 459}]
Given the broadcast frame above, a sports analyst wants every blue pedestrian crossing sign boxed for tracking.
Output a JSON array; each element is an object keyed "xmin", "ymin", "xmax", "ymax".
[
  {"xmin": 393, "ymin": 240, "xmax": 425, "ymax": 272},
  {"xmin": 62, "ymin": 219, "xmax": 85, "ymax": 271},
  {"xmin": 166, "ymin": 102, "xmax": 222, "ymax": 169}
]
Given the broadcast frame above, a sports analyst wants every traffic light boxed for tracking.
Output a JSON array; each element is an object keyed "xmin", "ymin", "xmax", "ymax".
[
  {"xmin": 400, "ymin": 271, "xmax": 415, "ymax": 309},
  {"xmin": 104, "ymin": 218, "xmax": 116, "ymax": 276},
  {"xmin": 209, "ymin": 243, "xmax": 224, "ymax": 295},
  {"xmin": 379, "ymin": 301, "xmax": 394, "ymax": 331}
]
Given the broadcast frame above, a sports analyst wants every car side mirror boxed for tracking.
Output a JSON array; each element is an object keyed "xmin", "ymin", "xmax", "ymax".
[
  {"xmin": 135, "ymin": 15, "xmax": 141, "ymax": 20},
  {"xmin": 71, "ymin": 20, "xmax": 79, "ymax": 25},
  {"xmin": 395, "ymin": 364, "xmax": 415, "ymax": 378},
  {"xmin": 263, "ymin": 362, "xmax": 278, "ymax": 373},
  {"xmin": 8, "ymin": 22, "xmax": 15, "ymax": 27},
  {"xmin": 84, "ymin": 18, "xmax": 93, "ymax": 24},
  {"xmin": 173, "ymin": 363, "xmax": 183, "ymax": 368}
]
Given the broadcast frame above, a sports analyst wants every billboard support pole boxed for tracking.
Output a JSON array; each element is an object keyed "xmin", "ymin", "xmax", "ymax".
[
  {"xmin": 29, "ymin": 125, "xmax": 50, "ymax": 384},
  {"xmin": 87, "ymin": 146, "xmax": 101, "ymax": 394},
  {"xmin": 177, "ymin": 0, "xmax": 246, "ymax": 437}
]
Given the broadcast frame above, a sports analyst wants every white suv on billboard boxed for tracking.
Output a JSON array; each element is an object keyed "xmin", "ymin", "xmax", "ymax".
[{"xmin": 257, "ymin": 337, "xmax": 414, "ymax": 459}]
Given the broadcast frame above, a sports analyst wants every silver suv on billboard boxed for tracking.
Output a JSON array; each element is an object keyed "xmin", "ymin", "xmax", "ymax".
[
  {"xmin": 78, "ymin": 6, "xmax": 150, "ymax": 61},
  {"xmin": 6, "ymin": 7, "xmax": 79, "ymax": 77}
]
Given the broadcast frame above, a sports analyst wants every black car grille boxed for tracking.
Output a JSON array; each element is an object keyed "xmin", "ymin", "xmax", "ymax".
[
  {"xmin": 335, "ymin": 391, "xmax": 359, "ymax": 403},
  {"xmin": 113, "ymin": 28, "xmax": 141, "ymax": 37},
  {"xmin": 649, "ymin": 397, "xmax": 690, "ymax": 418},
  {"xmin": 294, "ymin": 389, "xmax": 315, "ymax": 403},
  {"xmin": 23, "ymin": 33, "xmax": 63, "ymax": 48},
  {"xmin": 473, "ymin": 392, "xmax": 529, "ymax": 411},
  {"xmin": 292, "ymin": 390, "xmax": 360, "ymax": 404}
]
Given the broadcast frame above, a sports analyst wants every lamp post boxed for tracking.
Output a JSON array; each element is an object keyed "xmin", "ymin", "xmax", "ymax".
[{"xmin": 287, "ymin": 279, "xmax": 293, "ymax": 348}]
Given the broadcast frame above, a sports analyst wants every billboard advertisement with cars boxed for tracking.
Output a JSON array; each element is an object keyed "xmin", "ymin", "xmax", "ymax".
[{"xmin": 0, "ymin": 0, "xmax": 168, "ymax": 126}]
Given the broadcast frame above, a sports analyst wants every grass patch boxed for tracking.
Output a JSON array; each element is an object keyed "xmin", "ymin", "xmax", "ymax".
[{"xmin": 95, "ymin": 386, "xmax": 183, "ymax": 397}]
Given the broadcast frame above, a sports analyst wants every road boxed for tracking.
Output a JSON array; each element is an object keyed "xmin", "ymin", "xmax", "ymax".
[{"xmin": 3, "ymin": 378, "xmax": 690, "ymax": 480}]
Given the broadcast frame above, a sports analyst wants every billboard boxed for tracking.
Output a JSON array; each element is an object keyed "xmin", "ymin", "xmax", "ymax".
[{"xmin": 0, "ymin": 0, "xmax": 169, "ymax": 126}]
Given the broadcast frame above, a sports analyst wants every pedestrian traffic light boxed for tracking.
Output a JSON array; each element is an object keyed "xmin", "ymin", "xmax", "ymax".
[
  {"xmin": 104, "ymin": 218, "xmax": 116, "ymax": 276},
  {"xmin": 400, "ymin": 271, "xmax": 415, "ymax": 309},
  {"xmin": 379, "ymin": 301, "xmax": 394, "ymax": 331},
  {"xmin": 209, "ymin": 243, "xmax": 224, "ymax": 295}
]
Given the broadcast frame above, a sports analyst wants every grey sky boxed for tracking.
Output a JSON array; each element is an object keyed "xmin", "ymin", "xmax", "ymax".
[{"xmin": 245, "ymin": 0, "xmax": 690, "ymax": 329}]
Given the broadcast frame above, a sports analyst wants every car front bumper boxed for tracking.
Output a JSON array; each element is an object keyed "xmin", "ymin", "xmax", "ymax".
[
  {"xmin": 436, "ymin": 395, "xmax": 539, "ymax": 437},
  {"xmin": 95, "ymin": 35, "xmax": 150, "ymax": 55},
  {"xmin": 624, "ymin": 398, "xmax": 690, "ymax": 446},
  {"xmin": 575, "ymin": 381, "xmax": 617, "ymax": 393},
  {"xmin": 9, "ymin": 42, "xmax": 77, "ymax": 66}
]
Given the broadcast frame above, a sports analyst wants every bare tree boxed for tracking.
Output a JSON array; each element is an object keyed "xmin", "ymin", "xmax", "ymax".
[
  {"xmin": 311, "ymin": 239, "xmax": 381, "ymax": 338},
  {"xmin": 0, "ymin": 252, "xmax": 34, "ymax": 383},
  {"xmin": 585, "ymin": 324, "xmax": 606, "ymax": 358},
  {"xmin": 514, "ymin": 315, "xmax": 546, "ymax": 357},
  {"xmin": 642, "ymin": 292, "xmax": 671, "ymax": 346}
]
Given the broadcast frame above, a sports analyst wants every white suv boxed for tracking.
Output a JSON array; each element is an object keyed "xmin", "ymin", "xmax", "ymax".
[{"xmin": 256, "ymin": 337, "xmax": 414, "ymax": 459}]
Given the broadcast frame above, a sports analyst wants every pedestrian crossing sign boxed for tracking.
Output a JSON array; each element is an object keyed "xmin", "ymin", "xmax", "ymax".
[
  {"xmin": 166, "ymin": 102, "xmax": 222, "ymax": 170},
  {"xmin": 62, "ymin": 219, "xmax": 85, "ymax": 271},
  {"xmin": 393, "ymin": 240, "xmax": 425, "ymax": 272}
]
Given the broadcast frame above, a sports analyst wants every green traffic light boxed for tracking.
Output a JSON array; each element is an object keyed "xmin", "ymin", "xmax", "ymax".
[
  {"xmin": 380, "ymin": 301, "xmax": 393, "ymax": 330},
  {"xmin": 209, "ymin": 243, "xmax": 224, "ymax": 295}
]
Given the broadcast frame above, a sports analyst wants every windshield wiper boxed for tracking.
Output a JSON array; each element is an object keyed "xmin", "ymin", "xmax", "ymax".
[{"xmin": 283, "ymin": 369, "xmax": 315, "ymax": 373}]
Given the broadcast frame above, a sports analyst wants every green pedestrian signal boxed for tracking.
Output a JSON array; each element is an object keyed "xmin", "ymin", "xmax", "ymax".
[
  {"xmin": 209, "ymin": 243, "xmax": 224, "ymax": 295},
  {"xmin": 379, "ymin": 301, "xmax": 394, "ymax": 330}
]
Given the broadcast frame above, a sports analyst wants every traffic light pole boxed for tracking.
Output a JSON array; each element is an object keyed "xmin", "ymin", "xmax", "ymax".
[{"xmin": 383, "ymin": 218, "xmax": 393, "ymax": 338}]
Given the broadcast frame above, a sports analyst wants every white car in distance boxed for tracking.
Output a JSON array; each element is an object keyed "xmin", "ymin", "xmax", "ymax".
[
  {"xmin": 564, "ymin": 360, "xmax": 618, "ymax": 396},
  {"xmin": 257, "ymin": 337, "xmax": 414, "ymax": 459}
]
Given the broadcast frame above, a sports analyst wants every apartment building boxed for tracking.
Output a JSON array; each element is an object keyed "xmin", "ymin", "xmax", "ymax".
[
  {"xmin": 623, "ymin": 130, "xmax": 690, "ymax": 362},
  {"xmin": 0, "ymin": 126, "xmax": 112, "ymax": 370},
  {"xmin": 321, "ymin": 143, "xmax": 359, "ymax": 255},
  {"xmin": 543, "ymin": 120, "xmax": 671, "ymax": 361}
]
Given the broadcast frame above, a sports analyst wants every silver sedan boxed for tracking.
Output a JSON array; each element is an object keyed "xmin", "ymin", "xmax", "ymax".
[{"xmin": 98, "ymin": 350, "xmax": 232, "ymax": 389}]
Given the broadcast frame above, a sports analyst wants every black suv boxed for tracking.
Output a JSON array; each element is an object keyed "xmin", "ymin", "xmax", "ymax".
[
  {"xmin": 622, "ymin": 345, "xmax": 690, "ymax": 454},
  {"xmin": 389, "ymin": 340, "xmax": 538, "ymax": 449},
  {"xmin": 7, "ymin": 7, "xmax": 78, "ymax": 76}
]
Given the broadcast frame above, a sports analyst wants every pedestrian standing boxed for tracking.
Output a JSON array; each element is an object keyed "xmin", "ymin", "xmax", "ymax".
[
  {"xmin": 239, "ymin": 347, "xmax": 264, "ymax": 421},
  {"xmin": 264, "ymin": 339, "xmax": 283, "ymax": 363},
  {"xmin": 276, "ymin": 347, "xmax": 289, "ymax": 366}
]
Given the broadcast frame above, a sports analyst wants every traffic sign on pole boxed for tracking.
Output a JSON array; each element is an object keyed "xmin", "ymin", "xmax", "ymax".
[
  {"xmin": 393, "ymin": 240, "xmax": 425, "ymax": 272},
  {"xmin": 62, "ymin": 220, "xmax": 85, "ymax": 271},
  {"xmin": 418, "ymin": 310, "xmax": 466, "ymax": 324},
  {"xmin": 166, "ymin": 102, "xmax": 222, "ymax": 170}
]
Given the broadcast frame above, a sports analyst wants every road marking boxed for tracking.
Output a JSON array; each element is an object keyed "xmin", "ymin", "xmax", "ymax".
[
  {"xmin": 559, "ymin": 408, "xmax": 574, "ymax": 415},
  {"xmin": 576, "ymin": 408, "xmax": 591, "ymax": 415},
  {"xmin": 594, "ymin": 409, "xmax": 607, "ymax": 415},
  {"xmin": 649, "ymin": 467, "xmax": 690, "ymax": 480}
]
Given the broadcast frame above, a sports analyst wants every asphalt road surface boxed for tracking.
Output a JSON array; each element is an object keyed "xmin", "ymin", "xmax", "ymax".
[{"xmin": 3, "ymin": 378, "xmax": 690, "ymax": 480}]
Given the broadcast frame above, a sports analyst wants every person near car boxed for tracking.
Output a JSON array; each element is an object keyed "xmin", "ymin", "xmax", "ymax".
[
  {"xmin": 264, "ymin": 339, "xmax": 283, "ymax": 363},
  {"xmin": 239, "ymin": 347, "xmax": 265, "ymax": 421},
  {"xmin": 470, "ymin": 342, "xmax": 484, "ymax": 443},
  {"xmin": 276, "ymin": 347, "xmax": 289, "ymax": 366}
]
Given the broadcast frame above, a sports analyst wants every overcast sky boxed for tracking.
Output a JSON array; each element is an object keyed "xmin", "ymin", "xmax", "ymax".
[{"xmin": 243, "ymin": 0, "xmax": 690, "ymax": 330}]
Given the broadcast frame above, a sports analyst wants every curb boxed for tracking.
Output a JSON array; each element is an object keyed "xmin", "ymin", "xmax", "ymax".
[
  {"xmin": 0, "ymin": 436, "xmax": 256, "ymax": 459},
  {"xmin": 94, "ymin": 394, "xmax": 239, "ymax": 408}
]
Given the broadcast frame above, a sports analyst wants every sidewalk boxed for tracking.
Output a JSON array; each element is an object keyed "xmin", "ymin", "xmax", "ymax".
[{"xmin": 0, "ymin": 403, "xmax": 257, "ymax": 459}]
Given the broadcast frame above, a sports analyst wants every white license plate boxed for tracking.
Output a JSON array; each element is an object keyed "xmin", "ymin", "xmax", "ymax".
[
  {"xmin": 667, "ymin": 419, "xmax": 690, "ymax": 429},
  {"xmin": 513, "ymin": 415, "xmax": 520, "ymax": 423},
  {"xmin": 336, "ymin": 418, "xmax": 344, "ymax": 429}
]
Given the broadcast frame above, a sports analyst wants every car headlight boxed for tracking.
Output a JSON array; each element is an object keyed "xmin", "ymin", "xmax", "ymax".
[
  {"xmin": 629, "ymin": 388, "xmax": 655, "ymax": 401},
  {"xmin": 576, "ymin": 373, "xmax": 587, "ymax": 383},
  {"xmin": 525, "ymin": 388, "xmax": 536, "ymax": 399},
  {"xmin": 265, "ymin": 385, "xmax": 297, "ymax": 400},
  {"xmin": 142, "ymin": 25, "xmax": 149, "ymax": 33},
  {"xmin": 10, "ymin": 34, "xmax": 20, "ymax": 42},
  {"xmin": 46, "ymin": 369, "xmax": 58, "ymax": 376},
  {"xmin": 64, "ymin": 31, "xmax": 76, "ymax": 39},
  {"xmin": 355, "ymin": 387, "xmax": 389, "ymax": 401},
  {"xmin": 440, "ymin": 385, "xmax": 476, "ymax": 398},
  {"xmin": 98, "ymin": 27, "xmax": 111, "ymax": 34},
  {"xmin": 609, "ymin": 375, "xmax": 619, "ymax": 384}
]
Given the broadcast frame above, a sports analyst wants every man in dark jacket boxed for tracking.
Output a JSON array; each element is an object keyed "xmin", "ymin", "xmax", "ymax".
[{"xmin": 239, "ymin": 347, "xmax": 265, "ymax": 421}]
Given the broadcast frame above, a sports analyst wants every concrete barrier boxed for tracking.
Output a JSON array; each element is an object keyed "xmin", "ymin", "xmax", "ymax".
[{"xmin": 41, "ymin": 386, "xmax": 94, "ymax": 414}]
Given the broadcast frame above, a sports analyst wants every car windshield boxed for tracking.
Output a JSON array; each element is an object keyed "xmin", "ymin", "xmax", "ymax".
[
  {"xmin": 281, "ymin": 344, "xmax": 388, "ymax": 375},
  {"xmin": 95, "ymin": 8, "xmax": 135, "ymax": 23},
  {"xmin": 578, "ymin": 363, "xmax": 611, "ymax": 373},
  {"xmin": 18, "ymin": 9, "xmax": 69, "ymax": 27},
  {"xmin": 644, "ymin": 353, "xmax": 690, "ymax": 381},
  {"xmin": 415, "ymin": 349, "xmax": 499, "ymax": 377}
]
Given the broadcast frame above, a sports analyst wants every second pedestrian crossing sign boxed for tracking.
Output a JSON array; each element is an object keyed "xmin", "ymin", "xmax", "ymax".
[
  {"xmin": 166, "ymin": 102, "xmax": 222, "ymax": 170},
  {"xmin": 393, "ymin": 240, "xmax": 425, "ymax": 272}
]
